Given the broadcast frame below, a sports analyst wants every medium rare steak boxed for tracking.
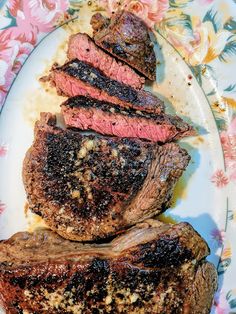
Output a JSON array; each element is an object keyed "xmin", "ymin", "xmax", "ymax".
[
  {"xmin": 0, "ymin": 220, "xmax": 217, "ymax": 314},
  {"xmin": 67, "ymin": 33, "xmax": 144, "ymax": 89},
  {"xmin": 50, "ymin": 59, "xmax": 164, "ymax": 114},
  {"xmin": 22, "ymin": 113, "xmax": 190, "ymax": 241},
  {"xmin": 91, "ymin": 11, "xmax": 157, "ymax": 81},
  {"xmin": 61, "ymin": 96, "xmax": 195, "ymax": 143}
]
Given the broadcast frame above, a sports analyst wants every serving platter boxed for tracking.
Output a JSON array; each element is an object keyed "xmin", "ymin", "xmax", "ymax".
[{"xmin": 0, "ymin": 1, "xmax": 236, "ymax": 313}]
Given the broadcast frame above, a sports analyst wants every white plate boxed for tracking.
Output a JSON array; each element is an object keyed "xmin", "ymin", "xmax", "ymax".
[{"xmin": 0, "ymin": 11, "xmax": 227, "ymax": 314}]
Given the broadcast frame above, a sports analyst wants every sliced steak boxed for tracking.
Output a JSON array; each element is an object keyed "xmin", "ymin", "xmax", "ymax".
[
  {"xmin": 61, "ymin": 96, "xmax": 195, "ymax": 143},
  {"xmin": 67, "ymin": 33, "xmax": 144, "ymax": 89},
  {"xmin": 50, "ymin": 59, "xmax": 164, "ymax": 114},
  {"xmin": 22, "ymin": 113, "xmax": 190, "ymax": 241},
  {"xmin": 91, "ymin": 11, "xmax": 157, "ymax": 81},
  {"xmin": 0, "ymin": 220, "xmax": 217, "ymax": 314}
]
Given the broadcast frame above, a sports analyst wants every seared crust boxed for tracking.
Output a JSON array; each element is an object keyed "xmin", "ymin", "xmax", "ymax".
[
  {"xmin": 91, "ymin": 11, "xmax": 157, "ymax": 81},
  {"xmin": 0, "ymin": 220, "xmax": 217, "ymax": 314},
  {"xmin": 22, "ymin": 113, "xmax": 190, "ymax": 241},
  {"xmin": 52, "ymin": 59, "xmax": 164, "ymax": 114},
  {"xmin": 67, "ymin": 33, "xmax": 145, "ymax": 89},
  {"xmin": 62, "ymin": 95, "xmax": 195, "ymax": 142}
]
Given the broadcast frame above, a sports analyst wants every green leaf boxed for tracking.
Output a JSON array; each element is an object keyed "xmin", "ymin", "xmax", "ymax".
[
  {"xmin": 215, "ymin": 116, "xmax": 227, "ymax": 130},
  {"xmin": 169, "ymin": 0, "xmax": 193, "ymax": 8},
  {"xmin": 224, "ymin": 84, "xmax": 236, "ymax": 92},
  {"xmin": 224, "ymin": 17, "xmax": 236, "ymax": 34},
  {"xmin": 0, "ymin": 9, "xmax": 16, "ymax": 29},
  {"xmin": 203, "ymin": 9, "xmax": 220, "ymax": 33},
  {"xmin": 219, "ymin": 40, "xmax": 236, "ymax": 62},
  {"xmin": 164, "ymin": 12, "xmax": 193, "ymax": 32},
  {"xmin": 207, "ymin": 89, "xmax": 217, "ymax": 96},
  {"xmin": 229, "ymin": 299, "xmax": 236, "ymax": 309},
  {"xmin": 190, "ymin": 65, "xmax": 202, "ymax": 86}
]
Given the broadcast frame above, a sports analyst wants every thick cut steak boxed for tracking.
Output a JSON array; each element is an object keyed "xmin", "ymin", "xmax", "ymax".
[
  {"xmin": 22, "ymin": 113, "xmax": 190, "ymax": 241},
  {"xmin": 0, "ymin": 220, "xmax": 217, "ymax": 314},
  {"xmin": 61, "ymin": 96, "xmax": 195, "ymax": 142},
  {"xmin": 67, "ymin": 33, "xmax": 144, "ymax": 89},
  {"xmin": 91, "ymin": 10, "xmax": 157, "ymax": 81},
  {"xmin": 50, "ymin": 59, "xmax": 164, "ymax": 114}
]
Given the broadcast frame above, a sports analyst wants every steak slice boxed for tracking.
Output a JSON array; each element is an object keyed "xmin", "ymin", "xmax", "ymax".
[
  {"xmin": 50, "ymin": 59, "xmax": 164, "ymax": 114},
  {"xmin": 22, "ymin": 113, "xmax": 190, "ymax": 241},
  {"xmin": 91, "ymin": 11, "xmax": 157, "ymax": 81},
  {"xmin": 67, "ymin": 33, "xmax": 144, "ymax": 89},
  {"xmin": 61, "ymin": 96, "xmax": 195, "ymax": 143},
  {"xmin": 0, "ymin": 220, "xmax": 217, "ymax": 314}
]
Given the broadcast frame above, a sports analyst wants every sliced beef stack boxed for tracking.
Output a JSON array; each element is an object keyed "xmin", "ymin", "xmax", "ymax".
[
  {"xmin": 23, "ymin": 113, "xmax": 190, "ymax": 241},
  {"xmin": 91, "ymin": 10, "xmax": 157, "ymax": 81},
  {"xmin": 48, "ymin": 12, "xmax": 195, "ymax": 143},
  {"xmin": 0, "ymin": 9, "xmax": 217, "ymax": 314},
  {"xmin": 50, "ymin": 59, "xmax": 164, "ymax": 114},
  {"xmin": 62, "ymin": 95, "xmax": 194, "ymax": 142},
  {"xmin": 0, "ymin": 220, "xmax": 217, "ymax": 314}
]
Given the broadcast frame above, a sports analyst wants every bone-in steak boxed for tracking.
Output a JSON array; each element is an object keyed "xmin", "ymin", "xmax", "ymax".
[
  {"xmin": 22, "ymin": 113, "xmax": 190, "ymax": 241},
  {"xmin": 91, "ymin": 10, "xmax": 157, "ymax": 81},
  {"xmin": 67, "ymin": 33, "xmax": 145, "ymax": 89},
  {"xmin": 50, "ymin": 59, "xmax": 164, "ymax": 114},
  {"xmin": 0, "ymin": 219, "xmax": 217, "ymax": 314},
  {"xmin": 61, "ymin": 95, "xmax": 195, "ymax": 143}
]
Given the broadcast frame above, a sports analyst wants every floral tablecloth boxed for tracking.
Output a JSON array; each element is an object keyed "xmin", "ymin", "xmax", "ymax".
[{"xmin": 0, "ymin": 0, "xmax": 236, "ymax": 312}]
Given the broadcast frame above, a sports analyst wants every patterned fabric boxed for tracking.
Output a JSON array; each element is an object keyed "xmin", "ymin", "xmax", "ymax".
[{"xmin": 0, "ymin": 1, "xmax": 236, "ymax": 312}]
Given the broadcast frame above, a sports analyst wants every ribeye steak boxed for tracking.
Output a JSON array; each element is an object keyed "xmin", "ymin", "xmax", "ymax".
[
  {"xmin": 67, "ymin": 33, "xmax": 144, "ymax": 89},
  {"xmin": 23, "ymin": 113, "xmax": 190, "ymax": 241},
  {"xmin": 61, "ymin": 95, "xmax": 195, "ymax": 143},
  {"xmin": 91, "ymin": 10, "xmax": 157, "ymax": 81},
  {"xmin": 0, "ymin": 219, "xmax": 217, "ymax": 314}
]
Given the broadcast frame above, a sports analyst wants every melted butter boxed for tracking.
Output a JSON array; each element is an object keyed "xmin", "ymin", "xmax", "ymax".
[
  {"xmin": 170, "ymin": 176, "xmax": 188, "ymax": 208},
  {"xmin": 26, "ymin": 210, "xmax": 49, "ymax": 232},
  {"xmin": 62, "ymin": 0, "xmax": 102, "ymax": 37},
  {"xmin": 192, "ymin": 136, "xmax": 204, "ymax": 146},
  {"xmin": 23, "ymin": 85, "xmax": 66, "ymax": 127},
  {"xmin": 158, "ymin": 214, "xmax": 177, "ymax": 224}
]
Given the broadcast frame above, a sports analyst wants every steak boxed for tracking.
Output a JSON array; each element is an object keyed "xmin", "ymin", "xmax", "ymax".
[
  {"xmin": 22, "ymin": 113, "xmax": 190, "ymax": 241},
  {"xmin": 61, "ymin": 96, "xmax": 195, "ymax": 143},
  {"xmin": 0, "ymin": 219, "xmax": 217, "ymax": 314},
  {"xmin": 91, "ymin": 11, "xmax": 157, "ymax": 81},
  {"xmin": 67, "ymin": 33, "xmax": 144, "ymax": 89},
  {"xmin": 50, "ymin": 59, "xmax": 164, "ymax": 114}
]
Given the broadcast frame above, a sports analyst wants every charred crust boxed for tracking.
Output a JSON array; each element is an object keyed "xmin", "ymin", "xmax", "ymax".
[
  {"xmin": 36, "ymin": 129, "xmax": 151, "ymax": 219},
  {"xmin": 91, "ymin": 10, "xmax": 156, "ymax": 80},
  {"xmin": 59, "ymin": 59, "xmax": 139, "ymax": 103},
  {"xmin": 62, "ymin": 95, "xmax": 193, "ymax": 134},
  {"xmin": 55, "ymin": 59, "xmax": 163, "ymax": 112},
  {"xmin": 132, "ymin": 236, "xmax": 193, "ymax": 268}
]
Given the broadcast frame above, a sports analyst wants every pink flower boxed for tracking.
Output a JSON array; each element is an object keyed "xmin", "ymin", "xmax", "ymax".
[
  {"xmin": 0, "ymin": 32, "xmax": 34, "ymax": 107},
  {"xmin": 0, "ymin": 144, "xmax": 8, "ymax": 157},
  {"xmin": 0, "ymin": 202, "xmax": 6, "ymax": 215},
  {"xmin": 211, "ymin": 169, "xmax": 229, "ymax": 188},
  {"xmin": 211, "ymin": 228, "xmax": 225, "ymax": 246},
  {"xmin": 100, "ymin": 0, "xmax": 169, "ymax": 28},
  {"xmin": 213, "ymin": 290, "xmax": 232, "ymax": 314},
  {"xmin": 221, "ymin": 117, "xmax": 236, "ymax": 181},
  {"xmin": 7, "ymin": 0, "xmax": 69, "ymax": 42}
]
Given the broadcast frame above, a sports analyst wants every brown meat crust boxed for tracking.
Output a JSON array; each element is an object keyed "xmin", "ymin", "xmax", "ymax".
[
  {"xmin": 61, "ymin": 95, "xmax": 195, "ymax": 143},
  {"xmin": 0, "ymin": 220, "xmax": 217, "ymax": 314},
  {"xmin": 91, "ymin": 11, "xmax": 157, "ymax": 81},
  {"xmin": 51, "ymin": 59, "xmax": 164, "ymax": 114},
  {"xmin": 67, "ymin": 33, "xmax": 145, "ymax": 89},
  {"xmin": 22, "ymin": 113, "xmax": 190, "ymax": 241}
]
